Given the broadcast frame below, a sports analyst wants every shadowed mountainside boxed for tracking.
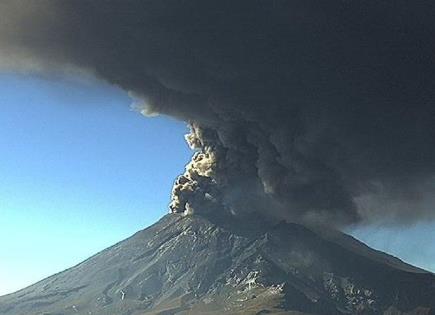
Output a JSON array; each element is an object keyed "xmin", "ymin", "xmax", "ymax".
[{"xmin": 0, "ymin": 213, "xmax": 434, "ymax": 315}]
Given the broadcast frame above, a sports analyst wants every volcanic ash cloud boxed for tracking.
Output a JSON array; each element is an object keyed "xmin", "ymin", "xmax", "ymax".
[{"xmin": 1, "ymin": 1, "xmax": 435, "ymax": 226}]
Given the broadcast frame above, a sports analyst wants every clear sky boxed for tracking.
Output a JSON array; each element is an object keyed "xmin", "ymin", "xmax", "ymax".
[
  {"xmin": 0, "ymin": 73, "xmax": 433, "ymax": 296},
  {"xmin": 0, "ymin": 73, "xmax": 191, "ymax": 295}
]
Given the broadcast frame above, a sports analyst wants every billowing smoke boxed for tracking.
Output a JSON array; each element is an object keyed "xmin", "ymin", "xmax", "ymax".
[{"xmin": 1, "ymin": 1, "xmax": 435, "ymax": 226}]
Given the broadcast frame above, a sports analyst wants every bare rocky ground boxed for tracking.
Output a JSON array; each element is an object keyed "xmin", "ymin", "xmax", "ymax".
[{"xmin": 0, "ymin": 213, "xmax": 434, "ymax": 315}]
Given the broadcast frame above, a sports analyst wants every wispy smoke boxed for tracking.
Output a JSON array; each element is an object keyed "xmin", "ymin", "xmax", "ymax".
[{"xmin": 1, "ymin": 1, "xmax": 435, "ymax": 226}]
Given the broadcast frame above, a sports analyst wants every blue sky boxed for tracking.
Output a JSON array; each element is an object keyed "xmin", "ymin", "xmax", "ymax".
[
  {"xmin": 0, "ymin": 73, "xmax": 191, "ymax": 295},
  {"xmin": 0, "ymin": 73, "xmax": 433, "ymax": 296},
  {"xmin": 350, "ymin": 223, "xmax": 435, "ymax": 273}
]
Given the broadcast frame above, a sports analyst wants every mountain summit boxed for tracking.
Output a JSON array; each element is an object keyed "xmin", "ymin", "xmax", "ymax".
[{"xmin": 1, "ymin": 214, "xmax": 434, "ymax": 315}]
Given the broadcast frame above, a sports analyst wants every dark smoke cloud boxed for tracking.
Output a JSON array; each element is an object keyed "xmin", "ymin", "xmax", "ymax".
[{"xmin": 1, "ymin": 1, "xmax": 435, "ymax": 226}]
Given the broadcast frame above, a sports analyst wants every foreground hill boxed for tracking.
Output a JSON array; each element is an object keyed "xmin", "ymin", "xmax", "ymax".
[{"xmin": 0, "ymin": 214, "xmax": 434, "ymax": 315}]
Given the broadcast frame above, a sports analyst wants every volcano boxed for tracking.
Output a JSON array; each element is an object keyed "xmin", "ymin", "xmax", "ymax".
[{"xmin": 0, "ymin": 213, "xmax": 434, "ymax": 315}]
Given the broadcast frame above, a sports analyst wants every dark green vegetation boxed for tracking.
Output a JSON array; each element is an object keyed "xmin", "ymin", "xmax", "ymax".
[{"xmin": 0, "ymin": 214, "xmax": 434, "ymax": 315}]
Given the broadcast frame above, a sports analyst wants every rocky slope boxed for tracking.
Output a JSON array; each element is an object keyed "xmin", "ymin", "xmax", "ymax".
[{"xmin": 0, "ymin": 213, "xmax": 434, "ymax": 315}]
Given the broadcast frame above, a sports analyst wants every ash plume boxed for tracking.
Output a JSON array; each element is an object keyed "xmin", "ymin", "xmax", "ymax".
[{"xmin": 1, "ymin": 1, "xmax": 435, "ymax": 226}]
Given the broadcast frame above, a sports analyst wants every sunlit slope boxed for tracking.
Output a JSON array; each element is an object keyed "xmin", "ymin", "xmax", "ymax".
[{"xmin": 1, "ymin": 214, "xmax": 434, "ymax": 315}]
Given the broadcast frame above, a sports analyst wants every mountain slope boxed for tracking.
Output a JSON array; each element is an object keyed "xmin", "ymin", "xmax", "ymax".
[{"xmin": 0, "ymin": 214, "xmax": 434, "ymax": 315}]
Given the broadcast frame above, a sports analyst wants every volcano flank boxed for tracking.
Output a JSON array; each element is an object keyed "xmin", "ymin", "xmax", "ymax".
[
  {"xmin": 1, "ymin": 1, "xmax": 435, "ymax": 314},
  {"xmin": 1, "ymin": 213, "xmax": 434, "ymax": 315}
]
